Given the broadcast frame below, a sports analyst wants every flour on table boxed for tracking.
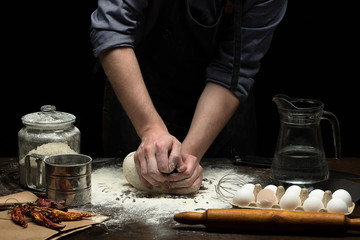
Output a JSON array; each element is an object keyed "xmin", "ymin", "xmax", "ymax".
[{"xmin": 89, "ymin": 164, "xmax": 254, "ymax": 227}]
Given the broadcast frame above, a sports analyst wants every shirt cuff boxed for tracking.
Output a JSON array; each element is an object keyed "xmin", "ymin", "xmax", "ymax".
[
  {"xmin": 90, "ymin": 29, "xmax": 135, "ymax": 57},
  {"xmin": 206, "ymin": 67, "xmax": 255, "ymax": 101}
]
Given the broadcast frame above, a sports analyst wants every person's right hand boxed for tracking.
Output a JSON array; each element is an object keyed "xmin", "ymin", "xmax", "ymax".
[
  {"xmin": 164, "ymin": 153, "xmax": 203, "ymax": 195},
  {"xmin": 134, "ymin": 129, "xmax": 182, "ymax": 189}
]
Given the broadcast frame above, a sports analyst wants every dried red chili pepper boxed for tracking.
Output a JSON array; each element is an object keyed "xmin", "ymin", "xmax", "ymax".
[
  {"xmin": 41, "ymin": 211, "xmax": 62, "ymax": 223},
  {"xmin": 30, "ymin": 211, "xmax": 65, "ymax": 231},
  {"xmin": 52, "ymin": 208, "xmax": 94, "ymax": 221},
  {"xmin": 10, "ymin": 199, "xmax": 93, "ymax": 230},
  {"xmin": 36, "ymin": 198, "xmax": 68, "ymax": 212},
  {"xmin": 20, "ymin": 204, "xmax": 32, "ymax": 217},
  {"xmin": 31, "ymin": 206, "xmax": 62, "ymax": 223},
  {"xmin": 11, "ymin": 205, "xmax": 28, "ymax": 228},
  {"xmin": 35, "ymin": 198, "xmax": 51, "ymax": 208}
]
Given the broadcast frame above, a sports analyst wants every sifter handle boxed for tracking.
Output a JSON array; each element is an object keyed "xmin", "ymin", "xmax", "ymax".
[{"xmin": 24, "ymin": 154, "xmax": 46, "ymax": 189}]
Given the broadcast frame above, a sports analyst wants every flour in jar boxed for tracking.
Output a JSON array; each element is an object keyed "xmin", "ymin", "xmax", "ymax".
[{"xmin": 88, "ymin": 164, "xmax": 255, "ymax": 227}]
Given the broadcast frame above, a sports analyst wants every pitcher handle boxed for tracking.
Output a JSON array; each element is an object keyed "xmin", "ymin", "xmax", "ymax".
[
  {"xmin": 322, "ymin": 111, "xmax": 341, "ymax": 159},
  {"xmin": 25, "ymin": 154, "xmax": 46, "ymax": 189}
]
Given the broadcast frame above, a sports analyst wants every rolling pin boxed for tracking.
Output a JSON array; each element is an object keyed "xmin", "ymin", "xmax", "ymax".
[{"xmin": 174, "ymin": 209, "xmax": 360, "ymax": 233}]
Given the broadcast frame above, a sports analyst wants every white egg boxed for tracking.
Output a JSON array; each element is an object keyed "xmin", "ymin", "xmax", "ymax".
[
  {"xmin": 302, "ymin": 197, "xmax": 324, "ymax": 212},
  {"xmin": 332, "ymin": 189, "xmax": 352, "ymax": 207},
  {"xmin": 256, "ymin": 189, "xmax": 278, "ymax": 208},
  {"xmin": 241, "ymin": 183, "xmax": 255, "ymax": 192},
  {"xmin": 232, "ymin": 188, "xmax": 255, "ymax": 206},
  {"xmin": 308, "ymin": 189, "xmax": 325, "ymax": 200},
  {"xmin": 264, "ymin": 184, "xmax": 278, "ymax": 193},
  {"xmin": 327, "ymin": 198, "xmax": 348, "ymax": 214},
  {"xmin": 279, "ymin": 192, "xmax": 301, "ymax": 210},
  {"xmin": 285, "ymin": 185, "xmax": 302, "ymax": 195}
]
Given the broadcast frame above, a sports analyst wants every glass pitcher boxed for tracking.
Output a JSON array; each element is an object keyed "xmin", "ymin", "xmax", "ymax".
[{"xmin": 270, "ymin": 94, "xmax": 341, "ymax": 187}]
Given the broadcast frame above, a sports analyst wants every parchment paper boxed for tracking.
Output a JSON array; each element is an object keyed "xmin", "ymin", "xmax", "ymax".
[{"xmin": 0, "ymin": 191, "xmax": 109, "ymax": 240}]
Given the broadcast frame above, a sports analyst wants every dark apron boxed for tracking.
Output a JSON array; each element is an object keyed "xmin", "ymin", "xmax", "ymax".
[{"xmin": 102, "ymin": 0, "xmax": 256, "ymax": 158}]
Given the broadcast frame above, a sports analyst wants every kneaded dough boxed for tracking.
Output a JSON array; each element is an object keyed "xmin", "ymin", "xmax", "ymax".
[{"xmin": 123, "ymin": 151, "xmax": 168, "ymax": 193}]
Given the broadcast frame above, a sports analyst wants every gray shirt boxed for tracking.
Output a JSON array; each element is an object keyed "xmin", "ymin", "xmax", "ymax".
[{"xmin": 90, "ymin": 0, "xmax": 287, "ymax": 101}]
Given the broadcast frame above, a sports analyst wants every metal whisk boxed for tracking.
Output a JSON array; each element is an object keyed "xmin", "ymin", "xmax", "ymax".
[{"xmin": 215, "ymin": 173, "xmax": 249, "ymax": 202}]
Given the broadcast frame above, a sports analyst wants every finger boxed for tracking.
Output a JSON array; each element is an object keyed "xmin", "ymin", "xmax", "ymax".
[
  {"xmin": 136, "ymin": 147, "xmax": 164, "ymax": 187},
  {"xmin": 168, "ymin": 165, "xmax": 202, "ymax": 189},
  {"xmin": 168, "ymin": 141, "xmax": 182, "ymax": 172},
  {"xmin": 154, "ymin": 137, "xmax": 181, "ymax": 173},
  {"xmin": 168, "ymin": 174, "xmax": 203, "ymax": 195},
  {"xmin": 134, "ymin": 150, "xmax": 153, "ymax": 189},
  {"xmin": 140, "ymin": 150, "xmax": 165, "ymax": 186},
  {"xmin": 155, "ymin": 150, "xmax": 171, "ymax": 174},
  {"xmin": 165, "ymin": 155, "xmax": 198, "ymax": 182},
  {"xmin": 143, "ymin": 145, "xmax": 171, "ymax": 185},
  {"xmin": 176, "ymin": 153, "xmax": 197, "ymax": 173},
  {"xmin": 165, "ymin": 169, "xmax": 190, "ymax": 182}
]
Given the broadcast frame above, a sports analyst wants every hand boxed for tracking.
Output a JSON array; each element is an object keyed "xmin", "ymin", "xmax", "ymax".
[
  {"xmin": 134, "ymin": 130, "xmax": 182, "ymax": 189},
  {"xmin": 164, "ymin": 153, "xmax": 203, "ymax": 195}
]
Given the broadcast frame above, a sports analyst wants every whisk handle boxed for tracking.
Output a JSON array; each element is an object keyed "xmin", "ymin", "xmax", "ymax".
[{"xmin": 234, "ymin": 155, "xmax": 272, "ymax": 167}]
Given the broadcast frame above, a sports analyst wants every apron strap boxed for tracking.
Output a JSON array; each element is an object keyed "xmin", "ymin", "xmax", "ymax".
[{"xmin": 230, "ymin": 0, "xmax": 242, "ymax": 92}]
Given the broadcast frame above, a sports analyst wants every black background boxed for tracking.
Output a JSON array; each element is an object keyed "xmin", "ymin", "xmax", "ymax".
[{"xmin": 1, "ymin": 1, "xmax": 359, "ymax": 159}]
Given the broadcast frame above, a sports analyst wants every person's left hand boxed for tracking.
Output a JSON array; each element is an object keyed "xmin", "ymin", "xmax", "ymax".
[
  {"xmin": 134, "ymin": 131, "xmax": 182, "ymax": 189},
  {"xmin": 163, "ymin": 153, "xmax": 203, "ymax": 195}
]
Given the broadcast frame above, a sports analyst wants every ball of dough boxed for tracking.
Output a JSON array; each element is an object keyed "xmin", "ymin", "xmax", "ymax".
[{"xmin": 123, "ymin": 151, "xmax": 168, "ymax": 193}]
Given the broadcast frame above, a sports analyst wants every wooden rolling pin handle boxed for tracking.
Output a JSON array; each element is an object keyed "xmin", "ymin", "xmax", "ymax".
[
  {"xmin": 347, "ymin": 218, "xmax": 360, "ymax": 231},
  {"xmin": 174, "ymin": 211, "xmax": 204, "ymax": 225},
  {"xmin": 174, "ymin": 209, "xmax": 360, "ymax": 233}
]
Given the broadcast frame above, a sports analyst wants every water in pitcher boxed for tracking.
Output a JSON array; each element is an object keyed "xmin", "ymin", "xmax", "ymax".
[
  {"xmin": 270, "ymin": 94, "xmax": 340, "ymax": 189},
  {"xmin": 271, "ymin": 145, "xmax": 329, "ymax": 187}
]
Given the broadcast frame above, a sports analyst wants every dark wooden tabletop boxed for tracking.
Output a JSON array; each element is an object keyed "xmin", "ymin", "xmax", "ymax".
[{"xmin": 1, "ymin": 157, "xmax": 359, "ymax": 240}]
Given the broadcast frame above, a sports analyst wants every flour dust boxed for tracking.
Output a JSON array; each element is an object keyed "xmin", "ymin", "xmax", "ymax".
[{"xmin": 87, "ymin": 164, "xmax": 254, "ymax": 228}]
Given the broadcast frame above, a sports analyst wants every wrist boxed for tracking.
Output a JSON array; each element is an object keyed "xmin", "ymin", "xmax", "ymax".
[
  {"xmin": 138, "ymin": 121, "xmax": 168, "ymax": 140},
  {"xmin": 181, "ymin": 137, "xmax": 205, "ymax": 161}
]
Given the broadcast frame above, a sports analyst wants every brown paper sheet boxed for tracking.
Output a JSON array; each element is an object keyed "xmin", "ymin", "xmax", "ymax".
[{"xmin": 0, "ymin": 191, "xmax": 109, "ymax": 240}]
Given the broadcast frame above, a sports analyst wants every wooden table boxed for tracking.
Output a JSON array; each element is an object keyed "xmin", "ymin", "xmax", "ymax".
[{"xmin": 1, "ymin": 157, "xmax": 359, "ymax": 240}]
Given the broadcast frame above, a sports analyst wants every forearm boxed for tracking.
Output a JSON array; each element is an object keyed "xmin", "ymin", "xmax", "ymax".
[
  {"xmin": 99, "ymin": 47, "xmax": 167, "ymax": 138},
  {"xmin": 182, "ymin": 82, "xmax": 240, "ymax": 159}
]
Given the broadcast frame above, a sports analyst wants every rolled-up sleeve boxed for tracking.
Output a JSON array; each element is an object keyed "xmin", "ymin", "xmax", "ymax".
[
  {"xmin": 206, "ymin": 0, "xmax": 288, "ymax": 101},
  {"xmin": 90, "ymin": 0, "xmax": 148, "ymax": 57}
]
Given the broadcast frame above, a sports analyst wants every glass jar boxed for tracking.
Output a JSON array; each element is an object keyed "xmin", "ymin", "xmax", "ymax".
[{"xmin": 18, "ymin": 105, "xmax": 81, "ymax": 189}]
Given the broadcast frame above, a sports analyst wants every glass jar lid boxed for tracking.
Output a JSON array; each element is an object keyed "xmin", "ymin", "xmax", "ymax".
[{"xmin": 21, "ymin": 105, "xmax": 76, "ymax": 126}]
